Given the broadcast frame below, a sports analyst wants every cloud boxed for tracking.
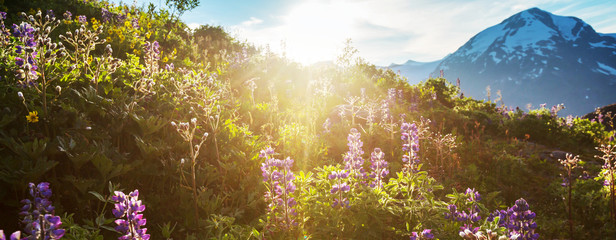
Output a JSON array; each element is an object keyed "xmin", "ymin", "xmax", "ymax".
[
  {"xmin": 241, "ymin": 17, "xmax": 264, "ymax": 27},
  {"xmin": 230, "ymin": 0, "xmax": 616, "ymax": 65}
]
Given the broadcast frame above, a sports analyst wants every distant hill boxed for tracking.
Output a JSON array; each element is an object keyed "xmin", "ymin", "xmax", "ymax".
[
  {"xmin": 387, "ymin": 59, "xmax": 442, "ymax": 84},
  {"xmin": 393, "ymin": 7, "xmax": 616, "ymax": 116}
]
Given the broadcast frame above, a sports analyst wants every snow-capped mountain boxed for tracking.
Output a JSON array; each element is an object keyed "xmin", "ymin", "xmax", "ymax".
[
  {"xmin": 423, "ymin": 7, "xmax": 616, "ymax": 116},
  {"xmin": 388, "ymin": 59, "xmax": 442, "ymax": 84}
]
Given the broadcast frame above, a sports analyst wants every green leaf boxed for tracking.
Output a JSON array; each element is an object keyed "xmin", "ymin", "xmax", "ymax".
[{"xmin": 89, "ymin": 191, "xmax": 107, "ymax": 202}]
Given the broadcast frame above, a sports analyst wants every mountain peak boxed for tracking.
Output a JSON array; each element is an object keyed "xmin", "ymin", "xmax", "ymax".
[{"xmin": 427, "ymin": 7, "xmax": 616, "ymax": 116}]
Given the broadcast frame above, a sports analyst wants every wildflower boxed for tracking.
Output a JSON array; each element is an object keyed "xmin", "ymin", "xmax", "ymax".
[
  {"xmin": 401, "ymin": 122, "xmax": 420, "ymax": 172},
  {"xmin": 77, "ymin": 15, "xmax": 87, "ymax": 23},
  {"xmin": 369, "ymin": 148, "xmax": 389, "ymax": 188},
  {"xmin": 410, "ymin": 229, "xmax": 434, "ymax": 240},
  {"xmin": 421, "ymin": 229, "xmax": 434, "ymax": 239},
  {"xmin": 343, "ymin": 128, "xmax": 366, "ymax": 179},
  {"xmin": 260, "ymin": 148, "xmax": 297, "ymax": 228},
  {"xmin": 101, "ymin": 8, "xmax": 113, "ymax": 23},
  {"xmin": 164, "ymin": 63, "xmax": 174, "ymax": 71},
  {"xmin": 112, "ymin": 190, "xmax": 150, "ymax": 240},
  {"xmin": 329, "ymin": 170, "xmax": 350, "ymax": 208},
  {"xmin": 444, "ymin": 204, "xmax": 457, "ymax": 220},
  {"xmin": 19, "ymin": 182, "xmax": 65, "ymax": 239},
  {"xmin": 489, "ymin": 198, "xmax": 539, "ymax": 240},
  {"xmin": 322, "ymin": 118, "xmax": 331, "ymax": 133},
  {"xmin": 17, "ymin": 92, "xmax": 24, "ymax": 99},
  {"xmin": 15, "ymin": 57, "xmax": 24, "ymax": 67},
  {"xmin": 465, "ymin": 188, "xmax": 482, "ymax": 202},
  {"xmin": 131, "ymin": 18, "xmax": 139, "ymax": 28},
  {"xmin": 63, "ymin": 11, "xmax": 72, "ymax": 20},
  {"xmin": 0, "ymin": 230, "xmax": 21, "ymax": 240},
  {"xmin": 26, "ymin": 111, "xmax": 38, "ymax": 123}
]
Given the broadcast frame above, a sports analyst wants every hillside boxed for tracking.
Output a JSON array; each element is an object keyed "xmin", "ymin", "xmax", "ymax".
[{"xmin": 0, "ymin": 1, "xmax": 615, "ymax": 240}]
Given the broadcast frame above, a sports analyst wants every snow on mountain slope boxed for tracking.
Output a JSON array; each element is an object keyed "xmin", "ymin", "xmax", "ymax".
[{"xmin": 425, "ymin": 7, "xmax": 616, "ymax": 116}]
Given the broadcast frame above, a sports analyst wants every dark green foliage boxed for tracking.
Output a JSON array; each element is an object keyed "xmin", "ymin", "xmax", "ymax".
[{"xmin": 0, "ymin": 0, "xmax": 615, "ymax": 239}]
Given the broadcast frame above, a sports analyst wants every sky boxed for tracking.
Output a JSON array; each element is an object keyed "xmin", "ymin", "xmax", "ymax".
[{"xmin": 116, "ymin": 0, "xmax": 616, "ymax": 66}]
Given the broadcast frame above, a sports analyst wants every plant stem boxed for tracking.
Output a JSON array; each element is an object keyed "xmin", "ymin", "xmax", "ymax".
[
  {"xmin": 568, "ymin": 172, "xmax": 573, "ymax": 239},
  {"xmin": 189, "ymin": 138, "xmax": 199, "ymax": 225}
]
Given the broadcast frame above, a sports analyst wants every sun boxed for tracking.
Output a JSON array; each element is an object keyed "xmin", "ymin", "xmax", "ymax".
[{"xmin": 279, "ymin": 1, "xmax": 359, "ymax": 65}]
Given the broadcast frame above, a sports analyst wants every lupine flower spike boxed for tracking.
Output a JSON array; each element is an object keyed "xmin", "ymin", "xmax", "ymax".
[
  {"xmin": 19, "ymin": 182, "xmax": 65, "ymax": 239},
  {"xmin": 259, "ymin": 147, "xmax": 297, "ymax": 228},
  {"xmin": 112, "ymin": 190, "xmax": 150, "ymax": 240},
  {"xmin": 401, "ymin": 122, "xmax": 420, "ymax": 173}
]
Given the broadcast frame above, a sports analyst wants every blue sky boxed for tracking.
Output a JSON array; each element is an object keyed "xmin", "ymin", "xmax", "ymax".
[{"xmin": 117, "ymin": 0, "xmax": 616, "ymax": 65}]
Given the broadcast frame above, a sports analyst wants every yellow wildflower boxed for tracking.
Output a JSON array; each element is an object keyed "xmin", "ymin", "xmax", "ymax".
[
  {"xmin": 26, "ymin": 111, "xmax": 39, "ymax": 123},
  {"xmin": 91, "ymin": 18, "xmax": 100, "ymax": 30}
]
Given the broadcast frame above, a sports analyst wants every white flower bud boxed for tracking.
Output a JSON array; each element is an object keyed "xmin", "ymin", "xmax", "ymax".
[
  {"xmin": 191, "ymin": 118, "xmax": 197, "ymax": 125},
  {"xmin": 17, "ymin": 92, "xmax": 24, "ymax": 99}
]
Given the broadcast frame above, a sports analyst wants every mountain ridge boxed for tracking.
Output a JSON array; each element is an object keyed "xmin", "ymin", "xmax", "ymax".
[{"xmin": 392, "ymin": 7, "xmax": 616, "ymax": 116}]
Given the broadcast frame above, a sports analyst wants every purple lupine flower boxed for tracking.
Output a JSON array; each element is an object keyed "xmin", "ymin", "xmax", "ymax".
[
  {"xmin": 12, "ymin": 23, "xmax": 35, "ymax": 38},
  {"xmin": 19, "ymin": 182, "xmax": 65, "ymax": 239},
  {"xmin": 329, "ymin": 170, "xmax": 350, "ymax": 208},
  {"xmin": 401, "ymin": 122, "xmax": 420, "ymax": 173},
  {"xmin": 115, "ymin": 13, "xmax": 127, "ymax": 23},
  {"xmin": 0, "ymin": 230, "xmax": 21, "ymax": 240},
  {"xmin": 131, "ymin": 18, "xmax": 139, "ymax": 28},
  {"xmin": 164, "ymin": 63, "xmax": 174, "ymax": 71},
  {"xmin": 46, "ymin": 10, "xmax": 55, "ymax": 19},
  {"xmin": 369, "ymin": 148, "xmax": 389, "ymax": 188},
  {"xmin": 112, "ymin": 190, "xmax": 150, "ymax": 240},
  {"xmin": 387, "ymin": 88, "xmax": 397, "ymax": 103},
  {"xmin": 380, "ymin": 100, "xmax": 392, "ymax": 123},
  {"xmin": 143, "ymin": 41, "xmax": 161, "ymax": 77},
  {"xmin": 489, "ymin": 198, "xmax": 539, "ymax": 240},
  {"xmin": 101, "ymin": 8, "xmax": 113, "ymax": 23},
  {"xmin": 465, "ymin": 188, "xmax": 481, "ymax": 202},
  {"xmin": 460, "ymin": 224, "xmax": 480, "ymax": 234},
  {"xmin": 260, "ymin": 148, "xmax": 297, "ymax": 228},
  {"xmin": 421, "ymin": 229, "xmax": 434, "ymax": 239},
  {"xmin": 322, "ymin": 118, "xmax": 331, "ymax": 133},
  {"xmin": 63, "ymin": 11, "xmax": 72, "ymax": 20},
  {"xmin": 444, "ymin": 204, "xmax": 457, "ymax": 220},
  {"xmin": 565, "ymin": 115, "xmax": 574, "ymax": 127},
  {"xmin": 343, "ymin": 128, "xmax": 366, "ymax": 179},
  {"xmin": 15, "ymin": 57, "xmax": 24, "ymax": 67},
  {"xmin": 410, "ymin": 229, "xmax": 434, "ymax": 240}
]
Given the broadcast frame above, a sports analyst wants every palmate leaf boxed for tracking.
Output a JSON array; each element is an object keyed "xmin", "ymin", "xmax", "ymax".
[
  {"xmin": 0, "ymin": 136, "xmax": 57, "ymax": 184},
  {"xmin": 61, "ymin": 175, "xmax": 97, "ymax": 195},
  {"xmin": 130, "ymin": 114, "xmax": 168, "ymax": 137},
  {"xmin": 90, "ymin": 153, "xmax": 132, "ymax": 181},
  {"xmin": 57, "ymin": 136, "xmax": 94, "ymax": 171},
  {"xmin": 0, "ymin": 113, "xmax": 17, "ymax": 129}
]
